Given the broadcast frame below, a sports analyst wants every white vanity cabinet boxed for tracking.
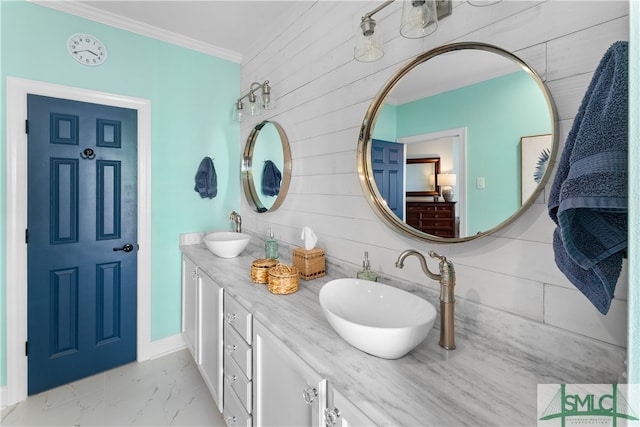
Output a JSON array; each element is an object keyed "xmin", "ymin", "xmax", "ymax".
[
  {"xmin": 253, "ymin": 319, "xmax": 327, "ymax": 427},
  {"xmin": 223, "ymin": 293, "xmax": 253, "ymax": 427},
  {"xmin": 253, "ymin": 319, "xmax": 374, "ymax": 427},
  {"xmin": 181, "ymin": 250, "xmax": 374, "ymax": 427},
  {"xmin": 181, "ymin": 254, "xmax": 223, "ymax": 412},
  {"xmin": 181, "ymin": 255, "xmax": 199, "ymax": 362},
  {"xmin": 198, "ymin": 269, "xmax": 223, "ymax": 413},
  {"xmin": 325, "ymin": 386, "xmax": 375, "ymax": 427}
]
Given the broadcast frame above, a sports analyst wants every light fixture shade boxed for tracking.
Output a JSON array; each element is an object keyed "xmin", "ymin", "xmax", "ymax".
[
  {"xmin": 400, "ymin": 0, "xmax": 438, "ymax": 39},
  {"xmin": 232, "ymin": 100, "xmax": 245, "ymax": 122},
  {"xmin": 354, "ymin": 16, "xmax": 384, "ymax": 62},
  {"xmin": 438, "ymin": 173, "xmax": 456, "ymax": 187},
  {"xmin": 246, "ymin": 100, "xmax": 261, "ymax": 117},
  {"xmin": 261, "ymin": 81, "xmax": 275, "ymax": 110}
]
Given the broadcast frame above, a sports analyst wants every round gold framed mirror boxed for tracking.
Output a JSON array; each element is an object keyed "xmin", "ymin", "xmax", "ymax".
[
  {"xmin": 357, "ymin": 42, "xmax": 559, "ymax": 242},
  {"xmin": 242, "ymin": 120, "xmax": 292, "ymax": 213}
]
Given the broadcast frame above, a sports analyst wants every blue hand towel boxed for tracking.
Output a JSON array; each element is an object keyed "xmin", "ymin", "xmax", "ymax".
[
  {"xmin": 548, "ymin": 41, "xmax": 628, "ymax": 315},
  {"xmin": 194, "ymin": 156, "xmax": 217, "ymax": 199},
  {"xmin": 261, "ymin": 160, "xmax": 282, "ymax": 197}
]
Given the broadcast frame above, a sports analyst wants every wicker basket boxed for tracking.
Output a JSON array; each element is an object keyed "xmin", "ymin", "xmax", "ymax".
[
  {"xmin": 251, "ymin": 258, "xmax": 279, "ymax": 284},
  {"xmin": 267, "ymin": 264, "xmax": 299, "ymax": 295},
  {"xmin": 292, "ymin": 247, "xmax": 326, "ymax": 280}
]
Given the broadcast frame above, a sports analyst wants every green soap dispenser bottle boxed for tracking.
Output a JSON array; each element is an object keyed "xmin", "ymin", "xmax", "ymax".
[
  {"xmin": 357, "ymin": 251, "xmax": 378, "ymax": 282},
  {"xmin": 265, "ymin": 228, "xmax": 278, "ymax": 259}
]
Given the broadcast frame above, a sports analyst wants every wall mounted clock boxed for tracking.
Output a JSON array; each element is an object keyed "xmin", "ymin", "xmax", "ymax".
[{"xmin": 67, "ymin": 33, "xmax": 107, "ymax": 66}]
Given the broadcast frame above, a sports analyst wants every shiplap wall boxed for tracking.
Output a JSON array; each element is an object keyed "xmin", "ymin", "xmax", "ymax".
[{"xmin": 239, "ymin": 1, "xmax": 630, "ymax": 347}]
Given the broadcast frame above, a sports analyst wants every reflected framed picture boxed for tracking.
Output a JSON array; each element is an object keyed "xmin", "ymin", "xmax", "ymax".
[{"xmin": 520, "ymin": 134, "xmax": 552, "ymax": 205}]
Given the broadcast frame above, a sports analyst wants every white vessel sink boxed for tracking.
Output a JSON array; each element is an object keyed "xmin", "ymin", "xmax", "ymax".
[
  {"xmin": 319, "ymin": 278, "xmax": 436, "ymax": 359},
  {"xmin": 203, "ymin": 232, "xmax": 251, "ymax": 258}
]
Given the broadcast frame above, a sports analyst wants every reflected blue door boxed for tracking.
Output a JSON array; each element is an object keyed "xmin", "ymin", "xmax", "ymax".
[
  {"xmin": 372, "ymin": 139, "xmax": 404, "ymax": 219},
  {"xmin": 27, "ymin": 95, "xmax": 138, "ymax": 395}
]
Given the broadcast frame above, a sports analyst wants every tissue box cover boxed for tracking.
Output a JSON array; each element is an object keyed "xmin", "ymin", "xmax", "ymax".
[{"xmin": 292, "ymin": 247, "xmax": 325, "ymax": 280}]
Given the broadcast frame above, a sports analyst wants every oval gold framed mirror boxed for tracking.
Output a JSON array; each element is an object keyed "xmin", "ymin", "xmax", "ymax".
[
  {"xmin": 242, "ymin": 120, "xmax": 292, "ymax": 213},
  {"xmin": 357, "ymin": 42, "xmax": 559, "ymax": 242}
]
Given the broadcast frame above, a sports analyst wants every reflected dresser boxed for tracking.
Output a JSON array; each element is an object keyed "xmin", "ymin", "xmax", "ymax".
[{"xmin": 406, "ymin": 201, "xmax": 457, "ymax": 238}]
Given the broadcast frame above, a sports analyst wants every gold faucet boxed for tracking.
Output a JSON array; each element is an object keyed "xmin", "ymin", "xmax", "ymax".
[
  {"xmin": 229, "ymin": 211, "xmax": 242, "ymax": 233},
  {"xmin": 395, "ymin": 249, "xmax": 456, "ymax": 350}
]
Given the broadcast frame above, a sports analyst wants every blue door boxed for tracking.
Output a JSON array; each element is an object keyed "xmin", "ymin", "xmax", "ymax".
[
  {"xmin": 371, "ymin": 139, "xmax": 404, "ymax": 219},
  {"xmin": 27, "ymin": 95, "xmax": 138, "ymax": 395}
]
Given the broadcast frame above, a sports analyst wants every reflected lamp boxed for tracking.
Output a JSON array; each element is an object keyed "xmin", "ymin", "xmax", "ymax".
[{"xmin": 437, "ymin": 173, "xmax": 456, "ymax": 201}]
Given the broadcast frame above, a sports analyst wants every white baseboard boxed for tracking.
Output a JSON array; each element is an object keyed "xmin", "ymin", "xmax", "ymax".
[{"xmin": 147, "ymin": 333, "xmax": 186, "ymax": 360}]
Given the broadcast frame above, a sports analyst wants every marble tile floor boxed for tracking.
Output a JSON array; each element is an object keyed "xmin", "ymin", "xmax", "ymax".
[{"xmin": 1, "ymin": 348, "xmax": 226, "ymax": 426}]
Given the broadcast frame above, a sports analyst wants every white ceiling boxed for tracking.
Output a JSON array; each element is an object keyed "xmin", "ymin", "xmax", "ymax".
[{"xmin": 73, "ymin": 1, "xmax": 302, "ymax": 60}]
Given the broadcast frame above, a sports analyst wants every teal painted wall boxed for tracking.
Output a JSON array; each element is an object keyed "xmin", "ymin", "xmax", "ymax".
[
  {"xmin": 373, "ymin": 103, "xmax": 397, "ymax": 141},
  {"xmin": 373, "ymin": 71, "xmax": 550, "ymax": 234},
  {"xmin": 397, "ymin": 71, "xmax": 550, "ymax": 233},
  {"xmin": 0, "ymin": 1, "xmax": 241, "ymax": 387}
]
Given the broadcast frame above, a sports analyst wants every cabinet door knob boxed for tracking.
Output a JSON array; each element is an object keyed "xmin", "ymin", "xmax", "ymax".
[
  {"xmin": 324, "ymin": 407, "xmax": 341, "ymax": 427},
  {"xmin": 225, "ymin": 313, "xmax": 237, "ymax": 324},
  {"xmin": 225, "ymin": 344, "xmax": 237, "ymax": 354},
  {"xmin": 225, "ymin": 374, "xmax": 237, "ymax": 384},
  {"xmin": 226, "ymin": 415, "xmax": 237, "ymax": 425},
  {"xmin": 302, "ymin": 387, "xmax": 318, "ymax": 405}
]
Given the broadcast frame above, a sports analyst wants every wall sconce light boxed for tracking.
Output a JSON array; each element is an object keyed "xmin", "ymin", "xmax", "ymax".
[
  {"xmin": 232, "ymin": 80, "xmax": 274, "ymax": 122},
  {"xmin": 354, "ymin": 0, "xmax": 452, "ymax": 62},
  {"xmin": 437, "ymin": 173, "xmax": 456, "ymax": 201},
  {"xmin": 400, "ymin": 0, "xmax": 438, "ymax": 38}
]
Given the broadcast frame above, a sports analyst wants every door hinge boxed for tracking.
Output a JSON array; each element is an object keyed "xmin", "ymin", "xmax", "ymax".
[
  {"xmin": 25, "ymin": 229, "xmax": 28, "ymax": 244},
  {"xmin": 25, "ymin": 341, "xmax": 29, "ymax": 356},
  {"xmin": 25, "ymin": 120, "xmax": 29, "ymax": 134}
]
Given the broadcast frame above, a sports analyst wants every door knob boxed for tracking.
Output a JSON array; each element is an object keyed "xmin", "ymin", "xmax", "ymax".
[{"xmin": 113, "ymin": 243, "xmax": 134, "ymax": 252}]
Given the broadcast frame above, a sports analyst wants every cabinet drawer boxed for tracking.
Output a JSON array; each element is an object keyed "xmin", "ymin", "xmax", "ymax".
[
  {"xmin": 224, "ymin": 353, "xmax": 252, "ymax": 412},
  {"xmin": 224, "ymin": 294, "xmax": 252, "ymax": 345},
  {"xmin": 224, "ymin": 323, "xmax": 252, "ymax": 379},
  {"xmin": 223, "ymin": 383, "xmax": 252, "ymax": 427},
  {"xmin": 407, "ymin": 205, "xmax": 436, "ymax": 213}
]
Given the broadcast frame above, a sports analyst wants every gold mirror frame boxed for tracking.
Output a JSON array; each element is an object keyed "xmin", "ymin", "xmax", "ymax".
[
  {"xmin": 357, "ymin": 42, "xmax": 559, "ymax": 243},
  {"xmin": 242, "ymin": 120, "xmax": 292, "ymax": 213}
]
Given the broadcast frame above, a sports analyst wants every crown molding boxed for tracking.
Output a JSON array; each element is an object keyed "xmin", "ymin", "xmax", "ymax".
[{"xmin": 30, "ymin": 0, "xmax": 243, "ymax": 63}]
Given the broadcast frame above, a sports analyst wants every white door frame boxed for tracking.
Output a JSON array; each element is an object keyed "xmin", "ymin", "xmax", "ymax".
[
  {"xmin": 398, "ymin": 127, "xmax": 467, "ymax": 236},
  {"xmin": 5, "ymin": 77, "xmax": 152, "ymax": 406}
]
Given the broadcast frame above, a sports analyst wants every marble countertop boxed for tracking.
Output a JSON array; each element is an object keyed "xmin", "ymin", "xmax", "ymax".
[{"xmin": 181, "ymin": 240, "xmax": 624, "ymax": 426}]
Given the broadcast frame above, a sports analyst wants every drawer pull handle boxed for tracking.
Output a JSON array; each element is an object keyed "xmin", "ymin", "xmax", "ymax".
[
  {"xmin": 227, "ymin": 415, "xmax": 237, "ymax": 425},
  {"xmin": 225, "ymin": 344, "xmax": 237, "ymax": 354},
  {"xmin": 225, "ymin": 313, "xmax": 237, "ymax": 324},
  {"xmin": 225, "ymin": 374, "xmax": 237, "ymax": 384},
  {"xmin": 302, "ymin": 387, "xmax": 317, "ymax": 405},
  {"xmin": 324, "ymin": 407, "xmax": 341, "ymax": 427}
]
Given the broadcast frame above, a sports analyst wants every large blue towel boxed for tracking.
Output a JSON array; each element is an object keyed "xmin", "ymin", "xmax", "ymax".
[
  {"xmin": 261, "ymin": 160, "xmax": 282, "ymax": 197},
  {"xmin": 548, "ymin": 41, "xmax": 628, "ymax": 315},
  {"xmin": 194, "ymin": 156, "xmax": 217, "ymax": 199}
]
